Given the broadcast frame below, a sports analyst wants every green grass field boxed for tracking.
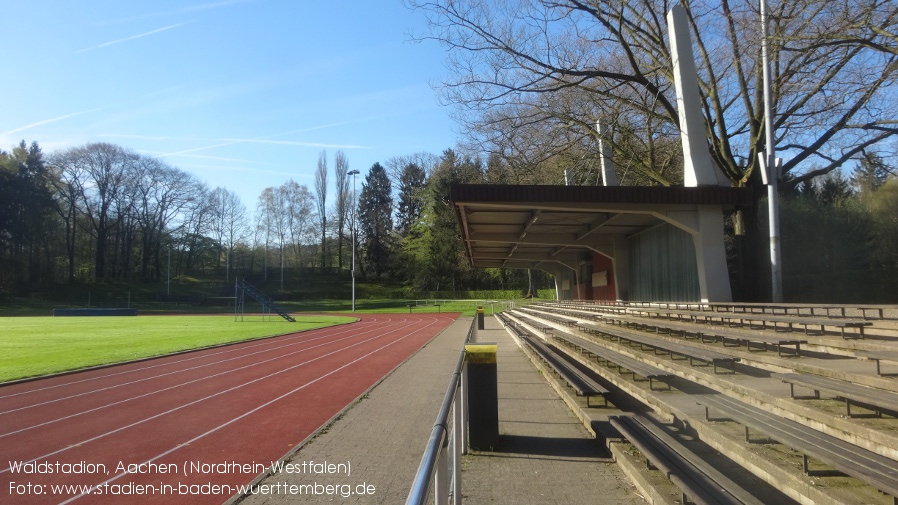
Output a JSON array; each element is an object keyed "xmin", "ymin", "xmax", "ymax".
[{"xmin": 0, "ymin": 315, "xmax": 354, "ymax": 383}]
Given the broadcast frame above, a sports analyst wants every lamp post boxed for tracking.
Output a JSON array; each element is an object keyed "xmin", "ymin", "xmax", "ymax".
[
  {"xmin": 760, "ymin": 0, "xmax": 783, "ymax": 302},
  {"xmin": 348, "ymin": 169, "xmax": 360, "ymax": 312}
]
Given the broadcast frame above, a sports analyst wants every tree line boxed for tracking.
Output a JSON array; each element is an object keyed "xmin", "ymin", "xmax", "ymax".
[
  {"xmin": 778, "ymin": 153, "xmax": 898, "ymax": 301},
  {"xmin": 2, "ymin": 137, "xmax": 896, "ymax": 301},
  {"xmin": 0, "ymin": 140, "xmax": 538, "ymax": 296}
]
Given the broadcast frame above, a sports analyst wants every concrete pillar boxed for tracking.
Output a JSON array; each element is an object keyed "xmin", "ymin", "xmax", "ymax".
[
  {"xmin": 612, "ymin": 235, "xmax": 630, "ymax": 301},
  {"xmin": 596, "ymin": 119, "xmax": 619, "ymax": 186},
  {"xmin": 667, "ymin": 5, "xmax": 730, "ymax": 187},
  {"xmin": 691, "ymin": 206, "xmax": 733, "ymax": 302}
]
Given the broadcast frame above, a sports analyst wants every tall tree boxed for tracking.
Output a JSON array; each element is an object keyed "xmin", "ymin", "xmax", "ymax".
[
  {"xmin": 279, "ymin": 180, "xmax": 316, "ymax": 269},
  {"xmin": 357, "ymin": 163, "xmax": 394, "ymax": 277},
  {"xmin": 385, "ymin": 152, "xmax": 439, "ymax": 187},
  {"xmin": 425, "ymin": 149, "xmax": 484, "ymax": 291},
  {"xmin": 208, "ymin": 187, "xmax": 248, "ymax": 281},
  {"xmin": 0, "ymin": 141, "xmax": 54, "ymax": 287},
  {"xmin": 132, "ymin": 157, "xmax": 202, "ymax": 282},
  {"xmin": 49, "ymin": 151, "xmax": 84, "ymax": 282},
  {"xmin": 333, "ymin": 150, "xmax": 350, "ymax": 270},
  {"xmin": 852, "ymin": 152, "xmax": 894, "ymax": 196},
  {"xmin": 49, "ymin": 143, "xmax": 136, "ymax": 279},
  {"xmin": 314, "ymin": 150, "xmax": 329, "ymax": 268},
  {"xmin": 396, "ymin": 162, "xmax": 428, "ymax": 236}
]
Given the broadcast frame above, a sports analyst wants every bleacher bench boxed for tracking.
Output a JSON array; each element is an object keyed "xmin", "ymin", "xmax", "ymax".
[
  {"xmin": 696, "ymin": 392, "xmax": 898, "ymax": 503},
  {"xmin": 499, "ymin": 312, "xmax": 609, "ymax": 407},
  {"xmin": 853, "ymin": 350, "xmax": 898, "ymax": 377},
  {"xmin": 520, "ymin": 334, "xmax": 609, "ymax": 407},
  {"xmin": 773, "ymin": 372, "xmax": 898, "ymax": 418},
  {"xmin": 517, "ymin": 306, "xmax": 581, "ymax": 327},
  {"xmin": 610, "ymin": 415, "xmax": 764, "ymax": 505},
  {"xmin": 624, "ymin": 307, "xmax": 873, "ymax": 339},
  {"xmin": 548, "ymin": 329, "xmax": 673, "ymax": 391},
  {"xmin": 582, "ymin": 310, "xmax": 807, "ymax": 358},
  {"xmin": 575, "ymin": 320, "xmax": 740, "ymax": 374}
]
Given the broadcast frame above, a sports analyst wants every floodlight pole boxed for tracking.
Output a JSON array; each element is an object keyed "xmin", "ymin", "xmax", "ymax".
[
  {"xmin": 349, "ymin": 169, "xmax": 360, "ymax": 312},
  {"xmin": 760, "ymin": 0, "xmax": 783, "ymax": 302}
]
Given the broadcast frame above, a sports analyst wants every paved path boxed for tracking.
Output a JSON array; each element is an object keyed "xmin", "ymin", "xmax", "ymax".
[
  {"xmin": 240, "ymin": 314, "xmax": 638, "ymax": 504},
  {"xmin": 239, "ymin": 316, "xmax": 472, "ymax": 504},
  {"xmin": 461, "ymin": 316, "xmax": 637, "ymax": 504}
]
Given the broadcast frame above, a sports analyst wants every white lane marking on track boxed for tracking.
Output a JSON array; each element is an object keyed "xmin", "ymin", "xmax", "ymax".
[
  {"xmin": 0, "ymin": 321, "xmax": 386, "ymax": 416},
  {"xmin": 56, "ymin": 318, "xmax": 437, "ymax": 504},
  {"xmin": 0, "ymin": 320, "xmax": 378, "ymax": 400},
  {"xmin": 1, "ymin": 316, "xmax": 435, "ymax": 474},
  {"xmin": 0, "ymin": 323, "xmax": 400, "ymax": 437}
]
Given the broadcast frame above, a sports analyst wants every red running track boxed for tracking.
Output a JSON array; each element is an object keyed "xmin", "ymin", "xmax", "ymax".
[{"xmin": 0, "ymin": 313, "xmax": 457, "ymax": 504}]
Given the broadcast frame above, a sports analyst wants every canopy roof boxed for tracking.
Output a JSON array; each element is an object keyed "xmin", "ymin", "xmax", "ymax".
[{"xmin": 450, "ymin": 184, "xmax": 752, "ymax": 269}]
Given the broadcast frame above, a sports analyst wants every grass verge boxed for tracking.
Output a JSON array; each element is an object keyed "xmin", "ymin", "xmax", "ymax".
[{"xmin": 0, "ymin": 314, "xmax": 354, "ymax": 383}]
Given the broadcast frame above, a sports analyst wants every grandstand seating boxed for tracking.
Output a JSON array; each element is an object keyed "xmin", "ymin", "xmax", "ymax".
[{"xmin": 498, "ymin": 300, "xmax": 898, "ymax": 505}]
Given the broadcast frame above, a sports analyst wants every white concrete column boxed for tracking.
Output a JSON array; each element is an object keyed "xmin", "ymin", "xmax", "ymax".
[
  {"xmin": 596, "ymin": 119, "xmax": 619, "ymax": 186},
  {"xmin": 667, "ymin": 5, "xmax": 729, "ymax": 187},
  {"xmin": 612, "ymin": 235, "xmax": 630, "ymax": 301},
  {"xmin": 691, "ymin": 206, "xmax": 733, "ymax": 302}
]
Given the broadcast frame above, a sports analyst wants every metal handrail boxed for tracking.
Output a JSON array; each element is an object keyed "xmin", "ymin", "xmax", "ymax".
[{"xmin": 405, "ymin": 318, "xmax": 476, "ymax": 505}]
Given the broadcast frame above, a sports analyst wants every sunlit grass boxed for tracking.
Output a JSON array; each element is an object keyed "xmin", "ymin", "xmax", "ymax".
[
  {"xmin": 285, "ymin": 298, "xmax": 540, "ymax": 316},
  {"xmin": 0, "ymin": 315, "xmax": 354, "ymax": 382}
]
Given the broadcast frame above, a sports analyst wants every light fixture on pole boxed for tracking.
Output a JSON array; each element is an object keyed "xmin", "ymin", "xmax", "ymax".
[{"xmin": 348, "ymin": 169, "xmax": 360, "ymax": 312}]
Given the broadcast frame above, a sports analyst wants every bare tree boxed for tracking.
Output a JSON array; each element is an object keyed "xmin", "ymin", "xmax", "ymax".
[
  {"xmin": 48, "ymin": 143, "xmax": 136, "ymax": 279},
  {"xmin": 385, "ymin": 152, "xmax": 440, "ymax": 187},
  {"xmin": 256, "ymin": 188, "xmax": 276, "ymax": 280},
  {"xmin": 409, "ymin": 0, "xmax": 898, "ymax": 188},
  {"xmin": 132, "ymin": 157, "xmax": 201, "ymax": 281},
  {"xmin": 173, "ymin": 182, "xmax": 212, "ymax": 276},
  {"xmin": 314, "ymin": 150, "xmax": 329, "ymax": 268},
  {"xmin": 208, "ymin": 187, "xmax": 248, "ymax": 281},
  {"xmin": 279, "ymin": 180, "xmax": 315, "ymax": 268},
  {"xmin": 49, "ymin": 154, "xmax": 86, "ymax": 282},
  {"xmin": 333, "ymin": 150, "xmax": 350, "ymax": 270}
]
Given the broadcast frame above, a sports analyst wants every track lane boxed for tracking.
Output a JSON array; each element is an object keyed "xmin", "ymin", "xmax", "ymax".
[
  {"xmin": 1, "ymin": 318, "xmax": 397, "ymax": 433},
  {"xmin": 1, "ymin": 313, "xmax": 457, "ymax": 504}
]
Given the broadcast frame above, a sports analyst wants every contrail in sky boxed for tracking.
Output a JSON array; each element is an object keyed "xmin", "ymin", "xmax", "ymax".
[
  {"xmin": 75, "ymin": 23, "xmax": 188, "ymax": 54},
  {"xmin": 158, "ymin": 121, "xmax": 373, "ymax": 158},
  {"xmin": 0, "ymin": 110, "xmax": 97, "ymax": 136}
]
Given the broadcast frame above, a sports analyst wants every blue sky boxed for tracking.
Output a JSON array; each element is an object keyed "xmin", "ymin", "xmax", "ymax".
[{"xmin": 1, "ymin": 0, "xmax": 455, "ymax": 208}]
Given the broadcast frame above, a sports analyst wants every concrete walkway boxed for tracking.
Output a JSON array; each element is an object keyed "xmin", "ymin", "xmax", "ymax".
[
  {"xmin": 238, "ymin": 316, "xmax": 471, "ymax": 504},
  {"xmin": 237, "ymin": 313, "xmax": 638, "ymax": 504},
  {"xmin": 462, "ymin": 316, "xmax": 637, "ymax": 504}
]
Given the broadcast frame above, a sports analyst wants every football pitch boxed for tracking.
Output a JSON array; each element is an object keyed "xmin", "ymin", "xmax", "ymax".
[{"xmin": 0, "ymin": 315, "xmax": 354, "ymax": 383}]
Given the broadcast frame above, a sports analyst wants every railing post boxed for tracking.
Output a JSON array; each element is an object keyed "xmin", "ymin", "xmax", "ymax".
[
  {"xmin": 452, "ymin": 388, "xmax": 463, "ymax": 505},
  {"xmin": 461, "ymin": 363, "xmax": 469, "ymax": 455},
  {"xmin": 435, "ymin": 436, "xmax": 450, "ymax": 505}
]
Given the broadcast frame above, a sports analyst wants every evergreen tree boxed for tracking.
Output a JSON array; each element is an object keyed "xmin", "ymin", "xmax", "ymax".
[
  {"xmin": 396, "ymin": 162, "xmax": 427, "ymax": 236},
  {"xmin": 0, "ymin": 141, "xmax": 54, "ymax": 287},
  {"xmin": 852, "ymin": 152, "xmax": 893, "ymax": 196},
  {"xmin": 425, "ymin": 149, "xmax": 484, "ymax": 291},
  {"xmin": 358, "ymin": 163, "xmax": 393, "ymax": 277}
]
